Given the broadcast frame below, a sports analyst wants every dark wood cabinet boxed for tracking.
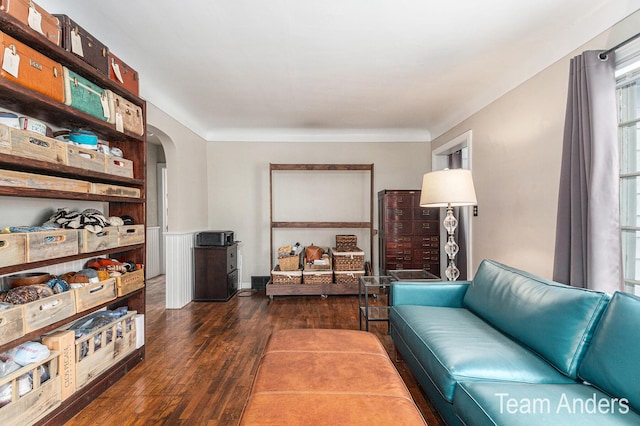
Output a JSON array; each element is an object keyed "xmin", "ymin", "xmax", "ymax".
[
  {"xmin": 378, "ymin": 190, "xmax": 440, "ymax": 276},
  {"xmin": 194, "ymin": 244, "xmax": 238, "ymax": 301}
]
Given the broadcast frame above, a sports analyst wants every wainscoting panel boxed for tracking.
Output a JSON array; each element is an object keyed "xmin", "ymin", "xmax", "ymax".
[
  {"xmin": 165, "ymin": 232, "xmax": 195, "ymax": 309},
  {"xmin": 146, "ymin": 226, "xmax": 161, "ymax": 278}
]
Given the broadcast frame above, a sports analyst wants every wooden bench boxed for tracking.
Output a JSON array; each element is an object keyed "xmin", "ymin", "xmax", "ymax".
[{"xmin": 239, "ymin": 328, "xmax": 426, "ymax": 425}]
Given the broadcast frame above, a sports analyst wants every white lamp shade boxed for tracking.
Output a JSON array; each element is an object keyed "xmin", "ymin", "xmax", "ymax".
[{"xmin": 419, "ymin": 169, "xmax": 477, "ymax": 207}]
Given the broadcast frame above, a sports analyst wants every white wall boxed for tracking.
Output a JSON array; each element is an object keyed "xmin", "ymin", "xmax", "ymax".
[
  {"xmin": 431, "ymin": 10, "xmax": 640, "ymax": 279},
  {"xmin": 146, "ymin": 103, "xmax": 209, "ymax": 233},
  {"xmin": 207, "ymin": 142, "xmax": 430, "ymax": 287}
]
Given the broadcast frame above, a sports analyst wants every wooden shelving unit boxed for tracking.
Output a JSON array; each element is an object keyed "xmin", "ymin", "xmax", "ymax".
[
  {"xmin": 267, "ymin": 163, "xmax": 374, "ymax": 298},
  {"xmin": 0, "ymin": 11, "xmax": 146, "ymax": 425}
]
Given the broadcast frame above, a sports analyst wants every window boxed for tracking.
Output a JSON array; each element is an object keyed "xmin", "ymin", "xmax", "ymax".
[{"xmin": 617, "ymin": 41, "xmax": 640, "ymax": 296}]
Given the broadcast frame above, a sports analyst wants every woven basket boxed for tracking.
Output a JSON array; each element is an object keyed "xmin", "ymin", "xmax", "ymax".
[
  {"xmin": 278, "ymin": 253, "xmax": 300, "ymax": 271},
  {"xmin": 303, "ymin": 270, "xmax": 333, "ymax": 285},
  {"xmin": 332, "ymin": 247, "xmax": 365, "ymax": 271},
  {"xmin": 271, "ymin": 265, "xmax": 302, "ymax": 285},
  {"xmin": 334, "ymin": 270, "xmax": 364, "ymax": 286},
  {"xmin": 336, "ymin": 234, "xmax": 357, "ymax": 251}
]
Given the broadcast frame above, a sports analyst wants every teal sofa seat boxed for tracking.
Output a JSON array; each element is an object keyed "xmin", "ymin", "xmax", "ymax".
[
  {"xmin": 389, "ymin": 259, "xmax": 630, "ymax": 425},
  {"xmin": 453, "ymin": 291, "xmax": 640, "ymax": 425}
]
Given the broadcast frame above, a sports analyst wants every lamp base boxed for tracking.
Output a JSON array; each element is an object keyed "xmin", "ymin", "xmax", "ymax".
[{"xmin": 445, "ymin": 260, "xmax": 460, "ymax": 281}]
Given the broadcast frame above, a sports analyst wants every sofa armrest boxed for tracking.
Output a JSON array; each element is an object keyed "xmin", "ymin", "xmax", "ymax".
[{"xmin": 390, "ymin": 281, "xmax": 471, "ymax": 307}]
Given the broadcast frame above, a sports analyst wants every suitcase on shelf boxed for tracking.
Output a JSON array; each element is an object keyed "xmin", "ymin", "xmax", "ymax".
[
  {"xmin": 55, "ymin": 14, "xmax": 109, "ymax": 75},
  {"xmin": 107, "ymin": 90, "xmax": 144, "ymax": 135},
  {"xmin": 0, "ymin": 30, "xmax": 64, "ymax": 101},
  {"xmin": 0, "ymin": 0, "xmax": 61, "ymax": 45},
  {"xmin": 63, "ymin": 67, "xmax": 109, "ymax": 121},
  {"xmin": 109, "ymin": 52, "xmax": 139, "ymax": 95}
]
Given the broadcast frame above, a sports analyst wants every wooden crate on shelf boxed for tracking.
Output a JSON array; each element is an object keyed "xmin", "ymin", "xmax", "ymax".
[
  {"xmin": 0, "ymin": 169, "xmax": 91, "ymax": 194},
  {"xmin": 0, "ymin": 123, "xmax": 9, "ymax": 154},
  {"xmin": 115, "ymin": 269, "xmax": 145, "ymax": 297},
  {"xmin": 117, "ymin": 225, "xmax": 145, "ymax": 246},
  {"xmin": 0, "ymin": 304, "xmax": 24, "ymax": 346},
  {"xmin": 0, "ymin": 233, "xmax": 26, "ymax": 267},
  {"xmin": 9, "ymin": 127, "xmax": 66, "ymax": 164},
  {"xmin": 72, "ymin": 278, "xmax": 117, "ymax": 313},
  {"xmin": 0, "ymin": 350, "xmax": 61, "ymax": 425},
  {"xmin": 91, "ymin": 183, "xmax": 140, "ymax": 198},
  {"xmin": 104, "ymin": 155, "xmax": 134, "ymax": 178},
  {"xmin": 78, "ymin": 227, "xmax": 118, "ymax": 253},
  {"xmin": 65, "ymin": 145, "xmax": 106, "ymax": 173},
  {"xmin": 26, "ymin": 229, "xmax": 79, "ymax": 262},
  {"xmin": 74, "ymin": 310, "xmax": 137, "ymax": 389},
  {"xmin": 22, "ymin": 291, "xmax": 76, "ymax": 333}
]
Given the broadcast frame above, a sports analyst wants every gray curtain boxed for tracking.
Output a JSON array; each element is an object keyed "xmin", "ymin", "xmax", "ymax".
[{"xmin": 553, "ymin": 50, "xmax": 622, "ymax": 293}]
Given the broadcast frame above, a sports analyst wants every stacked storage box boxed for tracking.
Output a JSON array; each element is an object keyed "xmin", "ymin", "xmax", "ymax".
[{"xmin": 333, "ymin": 235, "xmax": 365, "ymax": 286}]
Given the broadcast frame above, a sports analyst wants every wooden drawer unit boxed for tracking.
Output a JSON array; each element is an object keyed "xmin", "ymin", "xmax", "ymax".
[
  {"xmin": 378, "ymin": 190, "xmax": 440, "ymax": 276},
  {"xmin": 194, "ymin": 244, "xmax": 238, "ymax": 301},
  {"xmin": 414, "ymin": 236, "xmax": 440, "ymax": 249},
  {"xmin": 412, "ymin": 220, "xmax": 440, "ymax": 235},
  {"xmin": 384, "ymin": 207, "xmax": 411, "ymax": 221},
  {"xmin": 412, "ymin": 207, "xmax": 439, "ymax": 221}
]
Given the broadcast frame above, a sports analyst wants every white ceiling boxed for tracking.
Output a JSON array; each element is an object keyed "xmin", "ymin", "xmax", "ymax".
[{"xmin": 36, "ymin": 1, "xmax": 640, "ymax": 142}]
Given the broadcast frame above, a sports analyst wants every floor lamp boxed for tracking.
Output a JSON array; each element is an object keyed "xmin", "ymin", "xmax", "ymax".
[{"xmin": 419, "ymin": 169, "xmax": 477, "ymax": 281}]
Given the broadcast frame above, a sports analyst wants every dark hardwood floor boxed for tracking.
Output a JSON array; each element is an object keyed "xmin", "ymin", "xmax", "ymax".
[{"xmin": 64, "ymin": 276, "xmax": 444, "ymax": 425}]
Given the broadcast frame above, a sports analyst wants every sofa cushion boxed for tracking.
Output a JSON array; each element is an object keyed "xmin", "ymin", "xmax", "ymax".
[
  {"xmin": 462, "ymin": 259, "xmax": 610, "ymax": 378},
  {"xmin": 455, "ymin": 382, "xmax": 640, "ymax": 426},
  {"xmin": 390, "ymin": 305, "xmax": 574, "ymax": 403},
  {"xmin": 579, "ymin": 292, "xmax": 640, "ymax": 413}
]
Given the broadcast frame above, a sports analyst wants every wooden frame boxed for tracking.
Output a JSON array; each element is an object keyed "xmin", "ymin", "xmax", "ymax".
[{"xmin": 268, "ymin": 163, "xmax": 374, "ymax": 298}]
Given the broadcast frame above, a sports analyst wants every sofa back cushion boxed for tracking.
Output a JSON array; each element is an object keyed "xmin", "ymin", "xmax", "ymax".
[
  {"xmin": 463, "ymin": 259, "xmax": 610, "ymax": 379},
  {"xmin": 579, "ymin": 291, "xmax": 640, "ymax": 412}
]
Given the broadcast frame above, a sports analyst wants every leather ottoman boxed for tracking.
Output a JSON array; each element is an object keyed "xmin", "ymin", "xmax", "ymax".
[{"xmin": 239, "ymin": 328, "xmax": 426, "ymax": 425}]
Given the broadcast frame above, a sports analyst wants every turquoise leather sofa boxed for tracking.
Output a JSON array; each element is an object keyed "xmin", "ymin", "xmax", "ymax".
[{"xmin": 390, "ymin": 259, "xmax": 640, "ymax": 425}]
